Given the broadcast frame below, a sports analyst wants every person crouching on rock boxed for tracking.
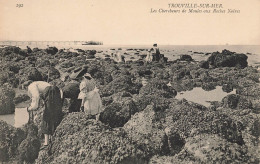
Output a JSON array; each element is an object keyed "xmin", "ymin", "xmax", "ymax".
[
  {"xmin": 62, "ymin": 77, "xmax": 82, "ymax": 113},
  {"xmin": 27, "ymin": 81, "xmax": 63, "ymax": 148},
  {"xmin": 78, "ymin": 73, "xmax": 103, "ymax": 120}
]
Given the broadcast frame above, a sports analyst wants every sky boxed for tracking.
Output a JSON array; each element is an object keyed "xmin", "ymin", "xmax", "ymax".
[{"xmin": 0, "ymin": 0, "xmax": 260, "ymax": 45}]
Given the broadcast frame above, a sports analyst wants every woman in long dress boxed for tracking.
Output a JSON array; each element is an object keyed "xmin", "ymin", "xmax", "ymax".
[
  {"xmin": 27, "ymin": 81, "xmax": 63, "ymax": 147},
  {"xmin": 78, "ymin": 73, "xmax": 103, "ymax": 120},
  {"xmin": 145, "ymin": 49, "xmax": 153, "ymax": 63}
]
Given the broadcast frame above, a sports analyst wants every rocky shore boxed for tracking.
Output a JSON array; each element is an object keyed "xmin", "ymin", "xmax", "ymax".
[{"xmin": 0, "ymin": 46, "xmax": 259, "ymax": 163}]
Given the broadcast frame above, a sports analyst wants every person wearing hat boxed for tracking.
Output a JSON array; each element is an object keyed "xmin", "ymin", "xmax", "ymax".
[
  {"xmin": 78, "ymin": 73, "xmax": 103, "ymax": 120},
  {"xmin": 61, "ymin": 67, "xmax": 88, "ymax": 113}
]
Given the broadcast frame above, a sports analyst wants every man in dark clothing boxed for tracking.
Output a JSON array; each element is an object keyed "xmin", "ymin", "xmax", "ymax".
[{"xmin": 152, "ymin": 43, "xmax": 161, "ymax": 61}]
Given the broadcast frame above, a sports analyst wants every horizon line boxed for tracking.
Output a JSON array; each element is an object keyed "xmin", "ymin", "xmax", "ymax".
[{"xmin": 0, "ymin": 41, "xmax": 259, "ymax": 46}]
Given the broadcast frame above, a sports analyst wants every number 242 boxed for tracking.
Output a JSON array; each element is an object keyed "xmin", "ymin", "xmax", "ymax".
[{"xmin": 16, "ymin": 4, "xmax": 23, "ymax": 8}]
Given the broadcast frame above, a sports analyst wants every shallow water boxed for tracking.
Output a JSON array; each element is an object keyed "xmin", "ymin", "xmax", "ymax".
[
  {"xmin": 0, "ymin": 108, "xmax": 29, "ymax": 127},
  {"xmin": 175, "ymin": 86, "xmax": 236, "ymax": 107}
]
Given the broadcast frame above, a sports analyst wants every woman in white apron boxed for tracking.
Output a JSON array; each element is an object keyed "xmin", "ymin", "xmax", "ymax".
[{"xmin": 78, "ymin": 73, "xmax": 103, "ymax": 120}]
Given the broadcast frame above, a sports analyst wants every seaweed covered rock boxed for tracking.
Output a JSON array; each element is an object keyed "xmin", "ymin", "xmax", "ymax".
[
  {"xmin": 139, "ymin": 78, "xmax": 176, "ymax": 98},
  {"xmin": 0, "ymin": 46, "xmax": 27, "ymax": 57},
  {"xmin": 221, "ymin": 94, "xmax": 252, "ymax": 110},
  {"xmin": 201, "ymin": 82, "xmax": 216, "ymax": 91},
  {"xmin": 100, "ymin": 75, "xmax": 141, "ymax": 97},
  {"xmin": 46, "ymin": 47, "xmax": 58, "ymax": 55},
  {"xmin": 0, "ymin": 84, "xmax": 15, "ymax": 115},
  {"xmin": 0, "ymin": 70, "xmax": 18, "ymax": 87},
  {"xmin": 134, "ymin": 94, "xmax": 172, "ymax": 112},
  {"xmin": 180, "ymin": 55, "xmax": 193, "ymax": 62},
  {"xmin": 199, "ymin": 60, "xmax": 209, "ymax": 69},
  {"xmin": 14, "ymin": 94, "xmax": 30, "ymax": 105},
  {"xmin": 166, "ymin": 100, "xmax": 244, "ymax": 145},
  {"xmin": 124, "ymin": 105, "xmax": 180, "ymax": 156},
  {"xmin": 38, "ymin": 66, "xmax": 60, "ymax": 82},
  {"xmin": 35, "ymin": 59, "xmax": 50, "ymax": 67},
  {"xmin": 99, "ymin": 97, "xmax": 138, "ymax": 128},
  {"xmin": 184, "ymin": 134, "xmax": 256, "ymax": 163},
  {"xmin": 207, "ymin": 49, "xmax": 248, "ymax": 68},
  {"xmin": 0, "ymin": 121, "xmax": 26, "ymax": 162},
  {"xmin": 17, "ymin": 124, "xmax": 41, "ymax": 164},
  {"xmin": 35, "ymin": 113, "xmax": 148, "ymax": 164},
  {"xmin": 25, "ymin": 68, "xmax": 43, "ymax": 81},
  {"xmin": 222, "ymin": 83, "xmax": 234, "ymax": 93}
]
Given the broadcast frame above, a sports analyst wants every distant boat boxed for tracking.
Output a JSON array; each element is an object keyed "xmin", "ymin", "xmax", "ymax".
[{"xmin": 82, "ymin": 41, "xmax": 103, "ymax": 45}]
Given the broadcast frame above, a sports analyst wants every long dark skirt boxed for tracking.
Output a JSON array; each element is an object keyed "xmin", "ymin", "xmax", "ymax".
[{"xmin": 41, "ymin": 86, "xmax": 63, "ymax": 135}]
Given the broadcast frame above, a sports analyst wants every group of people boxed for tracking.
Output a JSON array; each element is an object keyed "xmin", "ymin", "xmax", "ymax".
[
  {"xmin": 111, "ymin": 49, "xmax": 125, "ymax": 63},
  {"xmin": 25, "ymin": 43, "xmax": 162, "ymax": 149},
  {"xmin": 110, "ymin": 44, "xmax": 163, "ymax": 63},
  {"xmin": 145, "ymin": 44, "xmax": 163, "ymax": 63},
  {"xmin": 27, "ymin": 72, "xmax": 102, "ymax": 148}
]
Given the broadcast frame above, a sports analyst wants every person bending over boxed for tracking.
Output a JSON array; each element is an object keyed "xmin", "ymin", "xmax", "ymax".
[{"xmin": 27, "ymin": 81, "xmax": 63, "ymax": 148}]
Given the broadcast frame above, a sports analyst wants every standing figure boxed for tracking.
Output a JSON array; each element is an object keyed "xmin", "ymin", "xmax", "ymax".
[
  {"xmin": 27, "ymin": 81, "xmax": 63, "ymax": 148},
  {"xmin": 145, "ymin": 49, "xmax": 153, "ymax": 63},
  {"xmin": 152, "ymin": 43, "xmax": 161, "ymax": 61},
  {"xmin": 78, "ymin": 73, "xmax": 103, "ymax": 120},
  {"xmin": 114, "ymin": 49, "xmax": 125, "ymax": 63}
]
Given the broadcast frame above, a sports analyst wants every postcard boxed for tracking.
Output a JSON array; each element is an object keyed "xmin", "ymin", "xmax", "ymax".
[{"xmin": 0, "ymin": 0, "xmax": 259, "ymax": 163}]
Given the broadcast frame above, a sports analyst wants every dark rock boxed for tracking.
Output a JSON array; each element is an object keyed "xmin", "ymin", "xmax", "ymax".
[
  {"xmin": 101, "ymin": 96, "xmax": 113, "ymax": 106},
  {"xmin": 0, "ymin": 121, "xmax": 26, "ymax": 162},
  {"xmin": 18, "ymin": 124, "xmax": 41, "ymax": 164},
  {"xmin": 14, "ymin": 94, "xmax": 30, "ymax": 105},
  {"xmin": 202, "ymin": 82, "xmax": 216, "ymax": 91},
  {"xmin": 163, "ymin": 129, "xmax": 185, "ymax": 155},
  {"xmin": 38, "ymin": 66, "xmax": 60, "ymax": 82},
  {"xmin": 35, "ymin": 113, "xmax": 148, "ymax": 164},
  {"xmin": 183, "ymin": 134, "xmax": 253, "ymax": 163},
  {"xmin": 0, "ymin": 46, "xmax": 27, "ymax": 57},
  {"xmin": 134, "ymin": 95, "xmax": 172, "ymax": 112},
  {"xmin": 222, "ymin": 83, "xmax": 233, "ymax": 93},
  {"xmin": 207, "ymin": 49, "xmax": 248, "ymax": 68},
  {"xmin": 221, "ymin": 94, "xmax": 240, "ymax": 109},
  {"xmin": 167, "ymin": 100, "xmax": 244, "ymax": 145},
  {"xmin": 27, "ymin": 68, "xmax": 43, "ymax": 81},
  {"xmin": 139, "ymin": 78, "xmax": 177, "ymax": 98},
  {"xmin": 199, "ymin": 60, "xmax": 209, "ymax": 69},
  {"xmin": 100, "ymin": 75, "xmax": 141, "ymax": 97},
  {"xmin": 222, "ymin": 94, "xmax": 252, "ymax": 110},
  {"xmin": 180, "ymin": 55, "xmax": 193, "ymax": 62},
  {"xmin": 46, "ymin": 47, "xmax": 58, "ymax": 55},
  {"xmin": 99, "ymin": 99, "xmax": 137, "ymax": 128},
  {"xmin": 0, "ymin": 84, "xmax": 15, "ymax": 115},
  {"xmin": 123, "ymin": 105, "xmax": 170, "ymax": 156},
  {"xmin": 32, "ymin": 48, "xmax": 40, "ymax": 52}
]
